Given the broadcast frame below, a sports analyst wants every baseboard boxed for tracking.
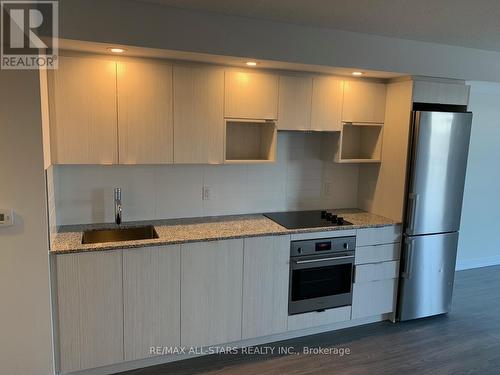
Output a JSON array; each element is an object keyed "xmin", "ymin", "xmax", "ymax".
[{"xmin": 455, "ymin": 255, "xmax": 500, "ymax": 271}]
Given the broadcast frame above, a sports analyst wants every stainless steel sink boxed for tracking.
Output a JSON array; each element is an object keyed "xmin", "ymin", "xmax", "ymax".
[{"xmin": 82, "ymin": 225, "xmax": 159, "ymax": 244}]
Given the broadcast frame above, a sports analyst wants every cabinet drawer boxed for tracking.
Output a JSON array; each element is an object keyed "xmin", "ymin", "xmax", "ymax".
[
  {"xmin": 355, "ymin": 261, "xmax": 399, "ymax": 283},
  {"xmin": 356, "ymin": 225, "xmax": 402, "ymax": 247},
  {"xmin": 287, "ymin": 306, "xmax": 351, "ymax": 331},
  {"xmin": 351, "ymin": 279, "xmax": 397, "ymax": 319},
  {"xmin": 291, "ymin": 229, "xmax": 356, "ymax": 241},
  {"xmin": 355, "ymin": 243, "xmax": 401, "ymax": 265}
]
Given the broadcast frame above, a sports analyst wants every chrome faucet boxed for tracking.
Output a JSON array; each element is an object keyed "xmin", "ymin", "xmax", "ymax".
[{"xmin": 114, "ymin": 188, "xmax": 122, "ymax": 225}]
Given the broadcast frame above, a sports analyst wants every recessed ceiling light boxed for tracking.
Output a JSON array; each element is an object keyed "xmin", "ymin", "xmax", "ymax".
[
  {"xmin": 108, "ymin": 47, "xmax": 126, "ymax": 53},
  {"xmin": 246, "ymin": 61, "xmax": 258, "ymax": 67},
  {"xmin": 352, "ymin": 71, "xmax": 364, "ymax": 76}
]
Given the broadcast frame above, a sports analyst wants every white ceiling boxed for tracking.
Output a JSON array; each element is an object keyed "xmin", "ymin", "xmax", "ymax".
[{"xmin": 140, "ymin": 0, "xmax": 500, "ymax": 52}]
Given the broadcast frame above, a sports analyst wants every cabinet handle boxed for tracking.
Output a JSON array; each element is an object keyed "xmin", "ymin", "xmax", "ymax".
[
  {"xmin": 295, "ymin": 255, "xmax": 354, "ymax": 264},
  {"xmin": 407, "ymin": 193, "xmax": 419, "ymax": 233},
  {"xmin": 402, "ymin": 239, "xmax": 414, "ymax": 279}
]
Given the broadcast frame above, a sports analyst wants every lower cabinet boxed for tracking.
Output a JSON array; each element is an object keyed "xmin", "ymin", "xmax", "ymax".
[
  {"xmin": 287, "ymin": 306, "xmax": 352, "ymax": 331},
  {"xmin": 354, "ymin": 261, "xmax": 399, "ymax": 283},
  {"xmin": 356, "ymin": 225, "xmax": 402, "ymax": 247},
  {"xmin": 242, "ymin": 235, "xmax": 289, "ymax": 339},
  {"xmin": 180, "ymin": 239, "xmax": 244, "ymax": 347},
  {"xmin": 355, "ymin": 242, "xmax": 401, "ymax": 265},
  {"xmin": 123, "ymin": 245, "xmax": 180, "ymax": 361},
  {"xmin": 55, "ymin": 229, "xmax": 401, "ymax": 373},
  {"xmin": 55, "ymin": 251, "xmax": 124, "ymax": 373},
  {"xmin": 351, "ymin": 260, "xmax": 398, "ymax": 319}
]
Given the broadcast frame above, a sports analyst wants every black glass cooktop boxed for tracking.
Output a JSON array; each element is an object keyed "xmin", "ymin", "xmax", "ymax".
[{"xmin": 263, "ymin": 210, "xmax": 352, "ymax": 229}]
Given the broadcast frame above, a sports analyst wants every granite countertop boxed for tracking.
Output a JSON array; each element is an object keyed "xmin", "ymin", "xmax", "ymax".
[{"xmin": 51, "ymin": 209, "xmax": 399, "ymax": 254}]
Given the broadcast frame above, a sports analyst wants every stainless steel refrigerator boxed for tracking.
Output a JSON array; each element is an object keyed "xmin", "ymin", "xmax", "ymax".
[{"xmin": 397, "ymin": 108, "xmax": 472, "ymax": 321}]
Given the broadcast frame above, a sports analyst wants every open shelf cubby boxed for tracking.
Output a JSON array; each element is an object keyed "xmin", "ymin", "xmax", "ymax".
[
  {"xmin": 336, "ymin": 122, "xmax": 383, "ymax": 163},
  {"xmin": 224, "ymin": 119, "xmax": 277, "ymax": 163}
]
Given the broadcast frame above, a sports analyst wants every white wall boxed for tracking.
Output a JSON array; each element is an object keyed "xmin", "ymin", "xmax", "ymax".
[
  {"xmin": 0, "ymin": 70, "xmax": 54, "ymax": 374},
  {"xmin": 54, "ymin": 133, "xmax": 359, "ymax": 225},
  {"xmin": 57, "ymin": 0, "xmax": 500, "ymax": 82},
  {"xmin": 456, "ymin": 81, "xmax": 500, "ymax": 270}
]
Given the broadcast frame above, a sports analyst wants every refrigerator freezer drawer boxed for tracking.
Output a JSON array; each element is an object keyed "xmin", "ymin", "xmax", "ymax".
[{"xmin": 397, "ymin": 232, "xmax": 458, "ymax": 321}]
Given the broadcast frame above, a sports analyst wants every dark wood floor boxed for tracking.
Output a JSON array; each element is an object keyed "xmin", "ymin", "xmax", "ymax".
[{"xmin": 119, "ymin": 265, "xmax": 500, "ymax": 375}]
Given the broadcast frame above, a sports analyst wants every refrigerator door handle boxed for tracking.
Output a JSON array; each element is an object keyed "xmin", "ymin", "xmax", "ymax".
[
  {"xmin": 407, "ymin": 193, "xmax": 419, "ymax": 233},
  {"xmin": 402, "ymin": 238, "xmax": 414, "ymax": 279}
]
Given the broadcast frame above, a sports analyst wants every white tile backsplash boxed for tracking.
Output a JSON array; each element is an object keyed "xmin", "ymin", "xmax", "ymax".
[
  {"xmin": 155, "ymin": 165, "xmax": 204, "ymax": 219},
  {"xmin": 54, "ymin": 133, "xmax": 360, "ymax": 225}
]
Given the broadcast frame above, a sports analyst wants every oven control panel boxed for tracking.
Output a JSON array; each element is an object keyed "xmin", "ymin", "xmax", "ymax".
[{"xmin": 290, "ymin": 236, "xmax": 356, "ymax": 257}]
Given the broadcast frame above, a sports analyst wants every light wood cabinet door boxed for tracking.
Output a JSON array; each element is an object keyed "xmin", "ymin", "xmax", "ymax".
[
  {"xmin": 55, "ymin": 251, "xmax": 123, "ymax": 373},
  {"xmin": 117, "ymin": 60, "xmax": 173, "ymax": 164},
  {"xmin": 354, "ymin": 261, "xmax": 399, "ymax": 283},
  {"xmin": 351, "ymin": 278, "xmax": 397, "ymax": 319},
  {"xmin": 242, "ymin": 236, "xmax": 289, "ymax": 339},
  {"xmin": 412, "ymin": 80, "xmax": 470, "ymax": 105},
  {"xmin": 356, "ymin": 225, "xmax": 402, "ymax": 247},
  {"xmin": 311, "ymin": 76, "xmax": 344, "ymax": 131},
  {"xmin": 49, "ymin": 56, "xmax": 118, "ymax": 164},
  {"xmin": 225, "ymin": 70, "xmax": 279, "ymax": 120},
  {"xmin": 123, "ymin": 245, "xmax": 180, "ymax": 361},
  {"xmin": 342, "ymin": 81, "xmax": 387, "ymax": 123},
  {"xmin": 287, "ymin": 306, "xmax": 352, "ymax": 331},
  {"xmin": 181, "ymin": 239, "xmax": 243, "ymax": 347},
  {"xmin": 173, "ymin": 65, "xmax": 224, "ymax": 164},
  {"xmin": 277, "ymin": 75, "xmax": 313, "ymax": 130},
  {"xmin": 355, "ymin": 243, "xmax": 401, "ymax": 265}
]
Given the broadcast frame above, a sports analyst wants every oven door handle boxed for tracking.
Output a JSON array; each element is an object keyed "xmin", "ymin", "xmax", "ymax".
[{"xmin": 294, "ymin": 255, "xmax": 354, "ymax": 264}]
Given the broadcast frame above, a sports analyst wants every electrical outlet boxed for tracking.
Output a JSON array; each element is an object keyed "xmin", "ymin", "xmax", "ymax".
[
  {"xmin": 0, "ymin": 209, "xmax": 14, "ymax": 227},
  {"xmin": 323, "ymin": 182, "xmax": 332, "ymax": 196},
  {"xmin": 202, "ymin": 186, "xmax": 211, "ymax": 201}
]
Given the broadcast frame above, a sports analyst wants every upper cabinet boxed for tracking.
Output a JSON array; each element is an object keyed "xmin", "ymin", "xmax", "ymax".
[
  {"xmin": 117, "ymin": 60, "xmax": 174, "ymax": 164},
  {"xmin": 49, "ymin": 54, "xmax": 392, "ymax": 165},
  {"xmin": 412, "ymin": 80, "xmax": 470, "ymax": 105},
  {"xmin": 49, "ymin": 56, "xmax": 118, "ymax": 164},
  {"xmin": 277, "ymin": 75, "xmax": 313, "ymax": 131},
  {"xmin": 342, "ymin": 81, "xmax": 387, "ymax": 124},
  {"xmin": 224, "ymin": 70, "xmax": 279, "ymax": 120},
  {"xmin": 173, "ymin": 65, "xmax": 224, "ymax": 164},
  {"xmin": 311, "ymin": 76, "xmax": 344, "ymax": 131}
]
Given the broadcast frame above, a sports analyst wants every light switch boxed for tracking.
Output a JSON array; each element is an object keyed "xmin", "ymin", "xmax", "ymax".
[{"xmin": 0, "ymin": 209, "xmax": 14, "ymax": 227}]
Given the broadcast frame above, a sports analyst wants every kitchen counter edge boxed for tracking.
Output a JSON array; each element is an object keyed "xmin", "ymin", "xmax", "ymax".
[{"xmin": 50, "ymin": 210, "xmax": 401, "ymax": 254}]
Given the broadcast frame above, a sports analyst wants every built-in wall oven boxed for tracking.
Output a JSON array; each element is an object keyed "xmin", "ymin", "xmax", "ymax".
[{"xmin": 289, "ymin": 236, "xmax": 356, "ymax": 315}]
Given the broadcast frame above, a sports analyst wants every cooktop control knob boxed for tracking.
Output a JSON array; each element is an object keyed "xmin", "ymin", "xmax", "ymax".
[{"xmin": 337, "ymin": 217, "xmax": 344, "ymax": 225}]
